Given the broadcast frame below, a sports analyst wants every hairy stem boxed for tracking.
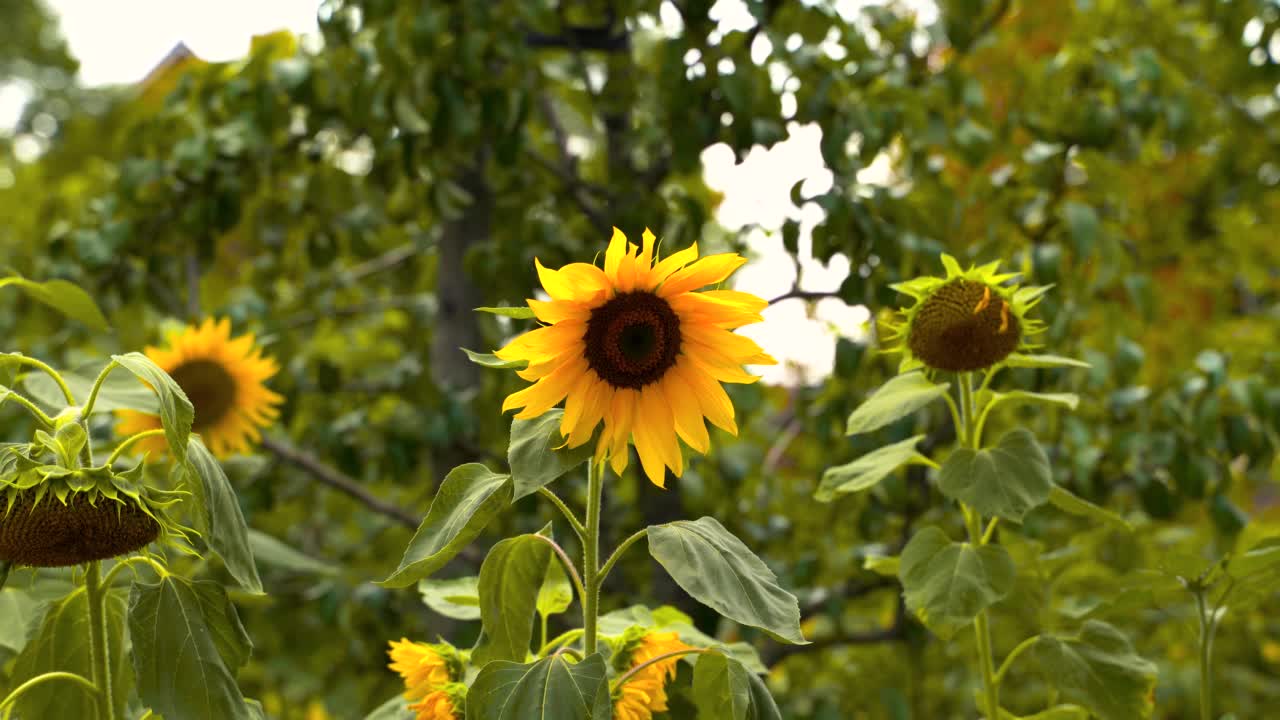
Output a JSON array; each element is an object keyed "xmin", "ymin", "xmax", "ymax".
[
  {"xmin": 1195, "ymin": 590, "xmax": 1214, "ymax": 720},
  {"xmin": 537, "ymin": 486, "xmax": 586, "ymax": 542},
  {"xmin": 582, "ymin": 461, "xmax": 603, "ymax": 656},
  {"xmin": 0, "ymin": 671, "xmax": 98, "ymax": 720},
  {"xmin": 598, "ymin": 528, "xmax": 647, "ymax": 586},
  {"xmin": 959, "ymin": 372, "xmax": 1000, "ymax": 719},
  {"xmin": 84, "ymin": 561, "xmax": 116, "ymax": 720}
]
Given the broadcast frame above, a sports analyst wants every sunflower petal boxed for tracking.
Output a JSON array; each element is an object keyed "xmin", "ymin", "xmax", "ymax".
[{"xmin": 658, "ymin": 253, "xmax": 747, "ymax": 297}]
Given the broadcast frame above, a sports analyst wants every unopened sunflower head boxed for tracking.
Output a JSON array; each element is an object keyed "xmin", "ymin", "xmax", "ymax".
[
  {"xmin": 612, "ymin": 631, "xmax": 693, "ymax": 720},
  {"xmin": 0, "ymin": 440, "xmax": 189, "ymax": 567},
  {"xmin": 492, "ymin": 227, "xmax": 776, "ymax": 488},
  {"xmin": 116, "ymin": 318, "xmax": 283, "ymax": 458},
  {"xmin": 883, "ymin": 254, "xmax": 1048, "ymax": 373}
]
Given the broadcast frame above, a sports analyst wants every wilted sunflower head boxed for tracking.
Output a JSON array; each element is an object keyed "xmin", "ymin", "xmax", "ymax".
[
  {"xmin": 116, "ymin": 318, "xmax": 283, "ymax": 458},
  {"xmin": 0, "ymin": 444, "xmax": 187, "ymax": 567},
  {"xmin": 884, "ymin": 254, "xmax": 1048, "ymax": 374},
  {"xmin": 493, "ymin": 227, "xmax": 775, "ymax": 488}
]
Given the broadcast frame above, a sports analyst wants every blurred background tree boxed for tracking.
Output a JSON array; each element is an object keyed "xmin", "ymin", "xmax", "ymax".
[{"xmin": 1, "ymin": 0, "xmax": 1278, "ymax": 718}]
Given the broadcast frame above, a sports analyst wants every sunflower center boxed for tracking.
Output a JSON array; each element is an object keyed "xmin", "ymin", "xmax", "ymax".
[
  {"xmin": 907, "ymin": 279, "xmax": 1021, "ymax": 372},
  {"xmin": 584, "ymin": 291, "xmax": 682, "ymax": 389},
  {"xmin": 169, "ymin": 359, "xmax": 237, "ymax": 431}
]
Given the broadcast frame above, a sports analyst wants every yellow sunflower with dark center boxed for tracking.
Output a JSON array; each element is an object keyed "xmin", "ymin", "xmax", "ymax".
[
  {"xmin": 116, "ymin": 318, "xmax": 283, "ymax": 457},
  {"xmin": 494, "ymin": 227, "xmax": 775, "ymax": 487},
  {"xmin": 884, "ymin": 254, "xmax": 1048, "ymax": 373},
  {"xmin": 613, "ymin": 631, "xmax": 693, "ymax": 720}
]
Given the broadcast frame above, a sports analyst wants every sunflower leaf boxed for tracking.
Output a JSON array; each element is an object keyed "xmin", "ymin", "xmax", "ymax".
[
  {"xmin": 473, "ymin": 526, "xmax": 554, "ymax": 665},
  {"xmin": 647, "ymin": 517, "xmax": 807, "ymax": 645},
  {"xmin": 845, "ymin": 372, "xmax": 950, "ymax": 436},
  {"xmin": 693, "ymin": 651, "xmax": 752, "ymax": 720},
  {"xmin": 1030, "ymin": 621, "xmax": 1158, "ymax": 720},
  {"xmin": 363, "ymin": 695, "xmax": 412, "ymax": 720},
  {"xmin": 247, "ymin": 528, "xmax": 336, "ymax": 576},
  {"xmin": 185, "ymin": 437, "xmax": 263, "ymax": 594},
  {"xmin": 1003, "ymin": 353, "xmax": 1091, "ymax": 369},
  {"xmin": 938, "ymin": 429, "xmax": 1052, "ymax": 523},
  {"xmin": 419, "ymin": 576, "xmax": 482, "ymax": 621},
  {"xmin": 111, "ymin": 352, "xmax": 194, "ymax": 465},
  {"xmin": 466, "ymin": 652, "xmax": 611, "ymax": 720},
  {"xmin": 816, "ymin": 435, "xmax": 926, "ymax": 501},
  {"xmin": 129, "ymin": 576, "xmax": 255, "ymax": 720},
  {"xmin": 508, "ymin": 410, "xmax": 595, "ymax": 499},
  {"xmin": 475, "ymin": 305, "xmax": 537, "ymax": 319},
  {"xmin": 22, "ymin": 363, "xmax": 159, "ymax": 413},
  {"xmin": 462, "ymin": 348, "xmax": 529, "ymax": 370},
  {"xmin": 900, "ymin": 527, "xmax": 1014, "ymax": 640},
  {"xmin": 1048, "ymin": 485, "xmax": 1133, "ymax": 532},
  {"xmin": 0, "ymin": 275, "xmax": 110, "ymax": 331},
  {"xmin": 379, "ymin": 464, "xmax": 513, "ymax": 588}
]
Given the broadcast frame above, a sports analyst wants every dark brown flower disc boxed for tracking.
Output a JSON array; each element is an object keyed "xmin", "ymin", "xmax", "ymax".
[
  {"xmin": 0, "ymin": 490, "xmax": 160, "ymax": 567},
  {"xmin": 906, "ymin": 279, "xmax": 1021, "ymax": 372},
  {"xmin": 583, "ymin": 291, "xmax": 682, "ymax": 389}
]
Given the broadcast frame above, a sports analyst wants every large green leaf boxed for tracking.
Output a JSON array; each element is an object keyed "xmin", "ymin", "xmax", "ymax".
[
  {"xmin": 1031, "ymin": 621, "xmax": 1157, "ymax": 720},
  {"xmin": 899, "ymin": 527, "xmax": 1014, "ymax": 640},
  {"xmin": 744, "ymin": 671, "xmax": 783, "ymax": 720},
  {"xmin": 473, "ymin": 529, "xmax": 553, "ymax": 664},
  {"xmin": 938, "ymin": 429, "xmax": 1051, "ymax": 523},
  {"xmin": 8, "ymin": 586, "xmax": 131, "ymax": 719},
  {"xmin": 465, "ymin": 652, "xmax": 611, "ymax": 719},
  {"xmin": 537, "ymin": 551, "xmax": 574, "ymax": 618},
  {"xmin": 692, "ymin": 651, "xmax": 751, "ymax": 720},
  {"xmin": 816, "ymin": 435, "xmax": 926, "ymax": 501},
  {"xmin": 380, "ymin": 464, "xmax": 513, "ymax": 588},
  {"xmin": 129, "ymin": 576, "xmax": 255, "ymax": 720},
  {"xmin": 419, "ymin": 576, "xmax": 482, "ymax": 621},
  {"xmin": 508, "ymin": 410, "xmax": 595, "ymax": 499},
  {"xmin": 984, "ymin": 389, "xmax": 1080, "ymax": 412},
  {"xmin": 111, "ymin": 352, "xmax": 193, "ymax": 464},
  {"xmin": 22, "ymin": 364, "xmax": 159, "ymax": 413},
  {"xmin": 845, "ymin": 372, "xmax": 950, "ymax": 435},
  {"xmin": 0, "ymin": 275, "xmax": 110, "ymax": 331},
  {"xmin": 647, "ymin": 517, "xmax": 806, "ymax": 645},
  {"xmin": 186, "ymin": 437, "xmax": 263, "ymax": 593}
]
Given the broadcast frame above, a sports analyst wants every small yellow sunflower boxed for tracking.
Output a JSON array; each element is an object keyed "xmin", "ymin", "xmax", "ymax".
[
  {"xmin": 494, "ymin": 227, "xmax": 775, "ymax": 487},
  {"xmin": 613, "ymin": 631, "xmax": 693, "ymax": 720},
  {"xmin": 884, "ymin": 254, "xmax": 1048, "ymax": 373},
  {"xmin": 387, "ymin": 639, "xmax": 464, "ymax": 720},
  {"xmin": 116, "ymin": 318, "xmax": 283, "ymax": 458}
]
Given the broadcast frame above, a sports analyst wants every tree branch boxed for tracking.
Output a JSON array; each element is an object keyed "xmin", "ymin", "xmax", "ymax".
[
  {"xmin": 524, "ymin": 27, "xmax": 628, "ymax": 53},
  {"xmin": 261, "ymin": 436, "xmax": 420, "ymax": 529},
  {"xmin": 766, "ymin": 289, "xmax": 843, "ymax": 305}
]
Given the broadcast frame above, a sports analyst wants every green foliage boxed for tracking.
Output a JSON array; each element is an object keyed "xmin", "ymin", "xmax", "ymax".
[
  {"xmin": 816, "ymin": 434, "xmax": 926, "ymax": 501},
  {"xmin": 844, "ymin": 372, "xmax": 950, "ymax": 435},
  {"xmin": 473, "ymin": 530, "xmax": 554, "ymax": 665},
  {"xmin": 465, "ymin": 652, "xmax": 611, "ymax": 719},
  {"xmin": 507, "ymin": 412, "xmax": 594, "ymax": 500},
  {"xmin": 899, "ymin": 527, "xmax": 1014, "ymax": 640},
  {"xmin": 938, "ymin": 429, "xmax": 1052, "ymax": 523},
  {"xmin": 647, "ymin": 517, "xmax": 807, "ymax": 645},
  {"xmin": 1030, "ymin": 621, "xmax": 1158, "ymax": 720}
]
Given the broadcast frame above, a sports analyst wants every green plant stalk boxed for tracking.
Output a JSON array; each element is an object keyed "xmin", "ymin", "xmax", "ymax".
[
  {"xmin": 1195, "ymin": 590, "xmax": 1214, "ymax": 720},
  {"xmin": 84, "ymin": 561, "xmax": 116, "ymax": 720},
  {"xmin": 960, "ymin": 373, "xmax": 1001, "ymax": 720},
  {"xmin": 582, "ymin": 460, "xmax": 603, "ymax": 657},
  {"xmin": 0, "ymin": 671, "xmax": 99, "ymax": 720}
]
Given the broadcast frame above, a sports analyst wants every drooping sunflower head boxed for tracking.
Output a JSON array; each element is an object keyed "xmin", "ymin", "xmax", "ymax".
[
  {"xmin": 116, "ymin": 318, "xmax": 283, "ymax": 458},
  {"xmin": 493, "ymin": 227, "xmax": 775, "ymax": 487},
  {"xmin": 612, "ymin": 631, "xmax": 693, "ymax": 720},
  {"xmin": 387, "ymin": 639, "xmax": 466, "ymax": 720},
  {"xmin": 0, "ymin": 447, "xmax": 188, "ymax": 567},
  {"xmin": 884, "ymin": 254, "xmax": 1048, "ymax": 373}
]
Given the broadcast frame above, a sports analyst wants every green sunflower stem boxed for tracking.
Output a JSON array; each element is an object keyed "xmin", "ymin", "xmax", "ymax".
[
  {"xmin": 84, "ymin": 561, "xmax": 116, "ymax": 720},
  {"xmin": 582, "ymin": 460, "xmax": 604, "ymax": 657},
  {"xmin": 959, "ymin": 372, "xmax": 1001, "ymax": 720}
]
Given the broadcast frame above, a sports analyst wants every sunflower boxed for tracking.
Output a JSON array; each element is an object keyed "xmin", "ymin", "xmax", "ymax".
[
  {"xmin": 116, "ymin": 318, "xmax": 283, "ymax": 458},
  {"xmin": 883, "ymin": 254, "xmax": 1048, "ymax": 373},
  {"xmin": 494, "ymin": 228, "xmax": 775, "ymax": 487},
  {"xmin": 613, "ymin": 631, "xmax": 693, "ymax": 720},
  {"xmin": 387, "ymin": 639, "xmax": 465, "ymax": 720},
  {"xmin": 0, "ymin": 457, "xmax": 187, "ymax": 567}
]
